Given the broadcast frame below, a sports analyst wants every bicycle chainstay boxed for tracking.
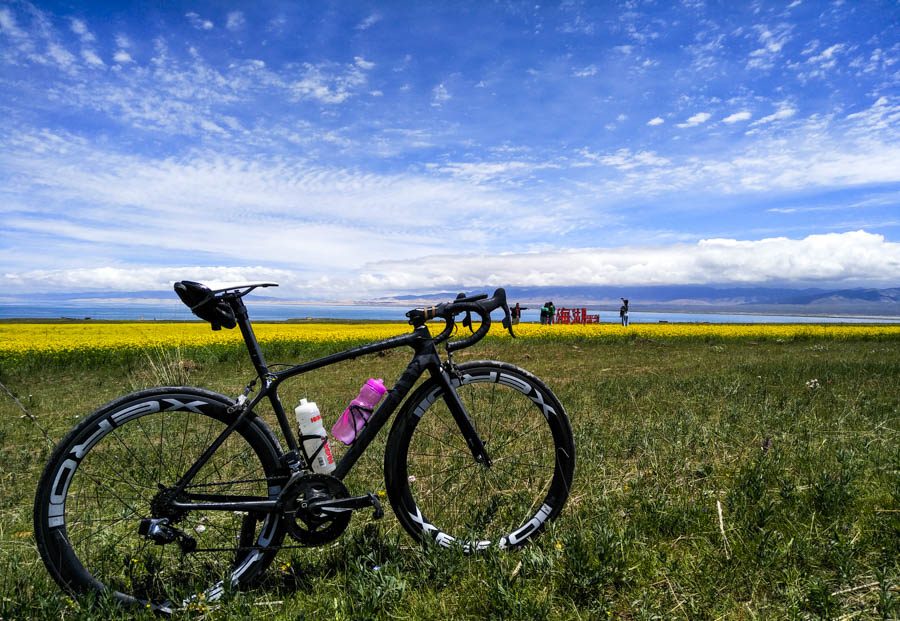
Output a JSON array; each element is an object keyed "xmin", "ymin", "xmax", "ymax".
[{"xmin": 172, "ymin": 472, "xmax": 382, "ymax": 552}]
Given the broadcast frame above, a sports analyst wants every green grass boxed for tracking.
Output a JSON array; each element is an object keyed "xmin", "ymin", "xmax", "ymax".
[{"xmin": 2, "ymin": 337, "xmax": 899, "ymax": 619}]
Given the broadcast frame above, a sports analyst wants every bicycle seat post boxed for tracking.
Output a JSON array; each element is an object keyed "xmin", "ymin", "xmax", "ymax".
[{"xmin": 228, "ymin": 295, "xmax": 269, "ymax": 378}]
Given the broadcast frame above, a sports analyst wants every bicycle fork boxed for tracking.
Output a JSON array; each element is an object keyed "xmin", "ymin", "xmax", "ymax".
[{"xmin": 432, "ymin": 358, "xmax": 493, "ymax": 467}]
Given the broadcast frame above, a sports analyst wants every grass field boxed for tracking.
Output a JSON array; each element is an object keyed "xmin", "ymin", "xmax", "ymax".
[{"xmin": 1, "ymin": 322, "xmax": 899, "ymax": 619}]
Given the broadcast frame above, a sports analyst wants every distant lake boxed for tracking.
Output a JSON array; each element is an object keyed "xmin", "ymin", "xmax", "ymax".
[{"xmin": 0, "ymin": 299, "xmax": 895, "ymax": 324}]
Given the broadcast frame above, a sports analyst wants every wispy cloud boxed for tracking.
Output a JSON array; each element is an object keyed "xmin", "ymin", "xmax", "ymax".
[
  {"xmin": 226, "ymin": 11, "xmax": 245, "ymax": 32},
  {"xmin": 722, "ymin": 111, "xmax": 752, "ymax": 123},
  {"xmin": 185, "ymin": 12, "xmax": 213, "ymax": 31},
  {"xmin": 677, "ymin": 112, "xmax": 711, "ymax": 128},
  {"xmin": 290, "ymin": 59, "xmax": 373, "ymax": 104},
  {"xmin": 0, "ymin": 8, "xmax": 27, "ymax": 39},
  {"xmin": 356, "ymin": 13, "xmax": 382, "ymax": 30},
  {"xmin": 746, "ymin": 23, "xmax": 792, "ymax": 70},
  {"xmin": 431, "ymin": 83, "xmax": 451, "ymax": 107},
  {"xmin": 69, "ymin": 18, "xmax": 94, "ymax": 43}
]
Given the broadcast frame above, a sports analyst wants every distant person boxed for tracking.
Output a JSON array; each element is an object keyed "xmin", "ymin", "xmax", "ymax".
[
  {"xmin": 540, "ymin": 302, "xmax": 549, "ymax": 325},
  {"xmin": 548, "ymin": 301, "xmax": 556, "ymax": 325},
  {"xmin": 619, "ymin": 303, "xmax": 629, "ymax": 326},
  {"xmin": 512, "ymin": 302, "xmax": 527, "ymax": 325}
]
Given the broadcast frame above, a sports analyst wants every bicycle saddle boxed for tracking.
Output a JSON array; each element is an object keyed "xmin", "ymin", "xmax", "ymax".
[{"xmin": 174, "ymin": 281, "xmax": 237, "ymax": 330}]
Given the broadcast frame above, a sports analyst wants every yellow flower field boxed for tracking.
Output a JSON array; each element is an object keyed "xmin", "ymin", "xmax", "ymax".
[{"xmin": 1, "ymin": 320, "xmax": 899, "ymax": 359}]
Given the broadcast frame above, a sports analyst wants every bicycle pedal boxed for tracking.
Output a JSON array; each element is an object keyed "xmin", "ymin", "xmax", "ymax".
[{"xmin": 367, "ymin": 492, "xmax": 384, "ymax": 520}]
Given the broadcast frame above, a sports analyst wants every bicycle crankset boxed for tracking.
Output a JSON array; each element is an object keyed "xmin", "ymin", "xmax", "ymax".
[{"xmin": 278, "ymin": 473, "xmax": 383, "ymax": 546}]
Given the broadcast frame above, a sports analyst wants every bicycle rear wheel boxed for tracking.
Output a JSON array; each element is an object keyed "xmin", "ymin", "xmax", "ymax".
[
  {"xmin": 385, "ymin": 361, "xmax": 575, "ymax": 551},
  {"xmin": 33, "ymin": 387, "xmax": 285, "ymax": 612}
]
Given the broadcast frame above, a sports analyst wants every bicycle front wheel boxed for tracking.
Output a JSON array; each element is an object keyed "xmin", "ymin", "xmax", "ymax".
[
  {"xmin": 33, "ymin": 387, "xmax": 285, "ymax": 612},
  {"xmin": 385, "ymin": 361, "xmax": 575, "ymax": 551}
]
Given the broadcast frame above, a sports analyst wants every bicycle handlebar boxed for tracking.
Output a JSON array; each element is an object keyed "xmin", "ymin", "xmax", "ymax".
[{"xmin": 406, "ymin": 288, "xmax": 515, "ymax": 352}]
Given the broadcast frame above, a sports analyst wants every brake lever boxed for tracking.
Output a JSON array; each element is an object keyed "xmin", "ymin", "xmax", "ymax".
[
  {"xmin": 456, "ymin": 293, "xmax": 475, "ymax": 333},
  {"xmin": 495, "ymin": 290, "xmax": 516, "ymax": 338}
]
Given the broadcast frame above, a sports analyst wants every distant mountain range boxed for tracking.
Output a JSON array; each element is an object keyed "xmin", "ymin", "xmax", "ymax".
[
  {"xmin": 387, "ymin": 285, "xmax": 900, "ymax": 316},
  {"xmin": 9, "ymin": 285, "xmax": 900, "ymax": 317}
]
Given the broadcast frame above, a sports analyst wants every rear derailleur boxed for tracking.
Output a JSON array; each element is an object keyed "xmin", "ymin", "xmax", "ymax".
[{"xmin": 138, "ymin": 517, "xmax": 197, "ymax": 553}]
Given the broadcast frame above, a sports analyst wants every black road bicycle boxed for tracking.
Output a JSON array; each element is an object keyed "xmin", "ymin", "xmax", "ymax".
[{"xmin": 34, "ymin": 281, "xmax": 576, "ymax": 612}]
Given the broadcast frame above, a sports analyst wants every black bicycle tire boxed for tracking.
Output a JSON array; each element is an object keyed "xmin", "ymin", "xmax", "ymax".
[
  {"xmin": 384, "ymin": 360, "xmax": 575, "ymax": 551},
  {"xmin": 33, "ymin": 386, "xmax": 286, "ymax": 612}
]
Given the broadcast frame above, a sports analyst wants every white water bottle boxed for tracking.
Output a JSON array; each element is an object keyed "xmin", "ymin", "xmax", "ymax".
[{"xmin": 295, "ymin": 398, "xmax": 335, "ymax": 474}]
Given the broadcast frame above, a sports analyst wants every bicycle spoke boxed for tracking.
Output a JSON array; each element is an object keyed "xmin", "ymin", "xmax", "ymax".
[{"xmin": 489, "ymin": 418, "xmax": 549, "ymax": 455}]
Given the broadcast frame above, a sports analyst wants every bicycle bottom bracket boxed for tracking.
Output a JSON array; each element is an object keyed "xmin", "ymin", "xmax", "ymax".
[{"xmin": 279, "ymin": 473, "xmax": 352, "ymax": 546}]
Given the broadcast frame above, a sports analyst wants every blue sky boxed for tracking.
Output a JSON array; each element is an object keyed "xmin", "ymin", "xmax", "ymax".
[{"xmin": 1, "ymin": 0, "xmax": 899, "ymax": 299}]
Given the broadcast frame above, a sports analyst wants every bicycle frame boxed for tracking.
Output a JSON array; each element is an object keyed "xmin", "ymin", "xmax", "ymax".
[{"xmin": 167, "ymin": 294, "xmax": 488, "ymax": 514}]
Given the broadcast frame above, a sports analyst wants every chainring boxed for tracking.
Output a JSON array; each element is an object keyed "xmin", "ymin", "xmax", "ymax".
[{"xmin": 280, "ymin": 473, "xmax": 352, "ymax": 546}]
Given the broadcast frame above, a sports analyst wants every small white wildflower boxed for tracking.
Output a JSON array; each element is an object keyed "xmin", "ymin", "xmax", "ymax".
[{"xmin": 805, "ymin": 379, "xmax": 820, "ymax": 389}]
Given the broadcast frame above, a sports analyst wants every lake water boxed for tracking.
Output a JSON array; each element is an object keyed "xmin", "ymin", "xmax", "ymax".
[{"xmin": 0, "ymin": 299, "xmax": 895, "ymax": 324}]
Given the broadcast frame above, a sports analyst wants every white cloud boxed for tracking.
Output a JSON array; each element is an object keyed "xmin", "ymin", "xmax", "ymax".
[
  {"xmin": 47, "ymin": 42, "xmax": 75, "ymax": 67},
  {"xmin": 0, "ymin": 132, "xmax": 581, "ymax": 289},
  {"xmin": 434, "ymin": 160, "xmax": 550, "ymax": 184},
  {"xmin": 2, "ymin": 266, "xmax": 297, "ymax": 294},
  {"xmin": 186, "ymin": 12, "xmax": 213, "ymax": 30},
  {"xmin": 351, "ymin": 231, "xmax": 900, "ymax": 293},
  {"xmin": 752, "ymin": 106, "xmax": 796, "ymax": 125},
  {"xmin": 798, "ymin": 43, "xmax": 847, "ymax": 79},
  {"xmin": 226, "ymin": 11, "xmax": 245, "ymax": 31},
  {"xmin": 677, "ymin": 112, "xmax": 711, "ymax": 127},
  {"xmin": 647, "ymin": 117, "xmax": 665, "ymax": 126},
  {"xmin": 801, "ymin": 39, "xmax": 819, "ymax": 55},
  {"xmin": 70, "ymin": 18, "xmax": 94, "ymax": 42},
  {"xmin": 722, "ymin": 111, "xmax": 752, "ymax": 123},
  {"xmin": 431, "ymin": 83, "xmax": 451, "ymax": 107},
  {"xmin": 290, "ymin": 60, "xmax": 371, "ymax": 104},
  {"xmin": 81, "ymin": 48, "xmax": 104, "ymax": 67},
  {"xmin": 4, "ymin": 232, "xmax": 899, "ymax": 296},
  {"xmin": 571, "ymin": 99, "xmax": 900, "ymax": 196},
  {"xmin": 0, "ymin": 8, "xmax": 27, "ymax": 38},
  {"xmin": 747, "ymin": 23, "xmax": 792, "ymax": 70},
  {"xmin": 581, "ymin": 148, "xmax": 670, "ymax": 170},
  {"xmin": 573, "ymin": 65, "xmax": 598, "ymax": 77},
  {"xmin": 113, "ymin": 50, "xmax": 133, "ymax": 64},
  {"xmin": 356, "ymin": 14, "xmax": 382, "ymax": 30}
]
